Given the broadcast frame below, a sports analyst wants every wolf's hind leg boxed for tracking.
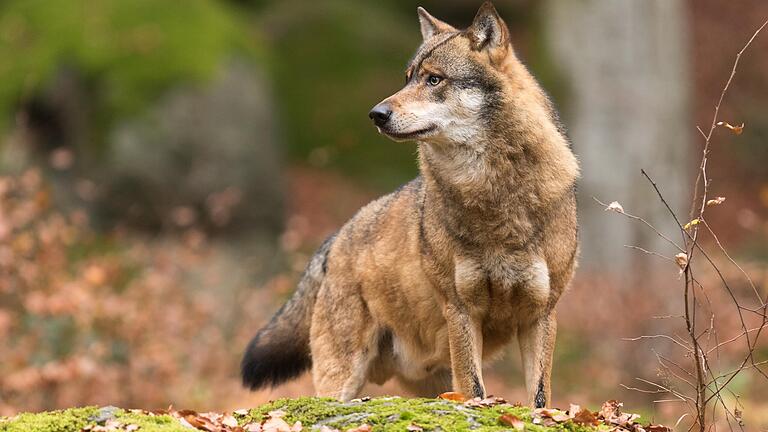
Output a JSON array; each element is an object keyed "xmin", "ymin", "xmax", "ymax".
[
  {"xmin": 518, "ymin": 310, "xmax": 556, "ymax": 408},
  {"xmin": 310, "ymin": 286, "xmax": 379, "ymax": 401}
]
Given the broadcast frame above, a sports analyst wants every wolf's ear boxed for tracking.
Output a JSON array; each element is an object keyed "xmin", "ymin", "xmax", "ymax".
[
  {"xmin": 417, "ymin": 7, "xmax": 455, "ymax": 40},
  {"xmin": 467, "ymin": 2, "xmax": 510, "ymax": 52}
]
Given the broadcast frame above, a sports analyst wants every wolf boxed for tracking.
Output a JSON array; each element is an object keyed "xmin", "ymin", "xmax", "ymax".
[{"xmin": 241, "ymin": 2, "xmax": 579, "ymax": 408}]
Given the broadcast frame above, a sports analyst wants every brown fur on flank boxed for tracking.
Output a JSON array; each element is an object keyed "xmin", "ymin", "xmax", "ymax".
[{"xmin": 241, "ymin": 2, "xmax": 579, "ymax": 408}]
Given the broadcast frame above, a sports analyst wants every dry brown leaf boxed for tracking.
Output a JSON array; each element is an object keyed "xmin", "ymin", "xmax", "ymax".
[
  {"xmin": 706, "ymin": 196, "xmax": 726, "ymax": 206},
  {"xmin": 182, "ymin": 415, "xmax": 207, "ymax": 430},
  {"xmin": 498, "ymin": 414, "xmax": 525, "ymax": 430},
  {"xmin": 573, "ymin": 409, "xmax": 599, "ymax": 426},
  {"xmin": 647, "ymin": 425, "xmax": 672, "ymax": 432},
  {"xmin": 599, "ymin": 400, "xmax": 622, "ymax": 419},
  {"xmin": 716, "ymin": 121, "xmax": 744, "ymax": 135},
  {"xmin": 438, "ymin": 391, "xmax": 467, "ymax": 402},
  {"xmin": 244, "ymin": 423, "xmax": 262, "ymax": 432},
  {"xmin": 263, "ymin": 417, "xmax": 292, "ymax": 432},
  {"xmin": 406, "ymin": 424, "xmax": 423, "ymax": 432},
  {"xmin": 674, "ymin": 252, "xmax": 688, "ymax": 271},
  {"xmin": 346, "ymin": 424, "xmax": 372, "ymax": 432},
  {"xmin": 222, "ymin": 415, "xmax": 239, "ymax": 428},
  {"xmin": 533, "ymin": 407, "xmax": 559, "ymax": 418}
]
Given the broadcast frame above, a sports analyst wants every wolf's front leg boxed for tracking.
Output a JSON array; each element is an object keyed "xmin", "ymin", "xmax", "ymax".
[
  {"xmin": 444, "ymin": 304, "xmax": 485, "ymax": 399},
  {"xmin": 518, "ymin": 310, "xmax": 557, "ymax": 408}
]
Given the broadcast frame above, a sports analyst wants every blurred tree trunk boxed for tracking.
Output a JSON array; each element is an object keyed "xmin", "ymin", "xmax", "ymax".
[{"xmin": 543, "ymin": 0, "xmax": 690, "ymax": 281}]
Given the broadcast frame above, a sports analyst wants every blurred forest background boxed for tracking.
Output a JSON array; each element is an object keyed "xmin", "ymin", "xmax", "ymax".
[{"xmin": 1, "ymin": 0, "xmax": 768, "ymax": 428}]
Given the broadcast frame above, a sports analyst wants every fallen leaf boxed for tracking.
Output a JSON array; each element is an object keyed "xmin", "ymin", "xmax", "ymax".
[
  {"xmin": 647, "ymin": 425, "xmax": 671, "ymax": 432},
  {"xmin": 263, "ymin": 417, "xmax": 292, "ymax": 432},
  {"xmin": 597, "ymin": 400, "xmax": 620, "ymax": 420},
  {"xmin": 706, "ymin": 196, "xmax": 726, "ymax": 206},
  {"xmin": 605, "ymin": 201, "xmax": 624, "ymax": 213},
  {"xmin": 573, "ymin": 409, "xmax": 599, "ymax": 426},
  {"xmin": 498, "ymin": 414, "xmax": 524, "ymax": 430},
  {"xmin": 244, "ymin": 423, "xmax": 262, "ymax": 432},
  {"xmin": 234, "ymin": 409, "xmax": 250, "ymax": 416},
  {"xmin": 406, "ymin": 424, "xmax": 423, "ymax": 432},
  {"xmin": 182, "ymin": 415, "xmax": 204, "ymax": 429},
  {"xmin": 125, "ymin": 425, "xmax": 140, "ymax": 432},
  {"xmin": 533, "ymin": 408, "xmax": 559, "ymax": 418},
  {"xmin": 346, "ymin": 425, "xmax": 372, "ymax": 432},
  {"xmin": 222, "ymin": 415, "xmax": 239, "ymax": 428},
  {"xmin": 438, "ymin": 391, "xmax": 467, "ymax": 402}
]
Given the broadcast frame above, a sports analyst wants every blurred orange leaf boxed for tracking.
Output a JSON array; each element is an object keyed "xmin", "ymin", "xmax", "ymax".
[
  {"xmin": 498, "ymin": 414, "xmax": 524, "ymax": 430},
  {"xmin": 438, "ymin": 392, "xmax": 467, "ymax": 402},
  {"xmin": 716, "ymin": 121, "xmax": 744, "ymax": 135},
  {"xmin": 706, "ymin": 196, "xmax": 726, "ymax": 206},
  {"xmin": 572, "ymin": 409, "xmax": 599, "ymax": 426}
]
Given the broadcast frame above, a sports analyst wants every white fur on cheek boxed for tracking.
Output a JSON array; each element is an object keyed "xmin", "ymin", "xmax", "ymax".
[
  {"xmin": 393, "ymin": 88, "xmax": 486, "ymax": 145},
  {"xmin": 442, "ymin": 90, "xmax": 485, "ymax": 145}
]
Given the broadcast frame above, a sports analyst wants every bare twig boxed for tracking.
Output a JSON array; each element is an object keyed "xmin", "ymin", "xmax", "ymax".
[{"xmin": 604, "ymin": 19, "xmax": 768, "ymax": 432}]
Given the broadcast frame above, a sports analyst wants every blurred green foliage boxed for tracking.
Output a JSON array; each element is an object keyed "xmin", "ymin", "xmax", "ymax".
[
  {"xmin": 261, "ymin": 1, "xmax": 555, "ymax": 190},
  {"xmin": 0, "ymin": 0, "xmax": 260, "ymax": 134},
  {"xmin": 262, "ymin": 0, "xmax": 422, "ymax": 189},
  {"xmin": 0, "ymin": 0, "xmax": 553, "ymax": 191}
]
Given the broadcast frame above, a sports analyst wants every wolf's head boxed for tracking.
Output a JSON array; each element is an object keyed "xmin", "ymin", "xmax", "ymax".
[{"xmin": 369, "ymin": 2, "xmax": 520, "ymax": 146}]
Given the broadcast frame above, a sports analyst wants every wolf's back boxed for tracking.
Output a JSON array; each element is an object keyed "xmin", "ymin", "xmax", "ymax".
[{"xmin": 240, "ymin": 234, "xmax": 335, "ymax": 390}]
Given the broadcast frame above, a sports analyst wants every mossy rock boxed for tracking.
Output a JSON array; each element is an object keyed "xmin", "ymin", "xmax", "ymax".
[
  {"xmin": 0, "ymin": 397, "xmax": 607, "ymax": 432},
  {"xmin": 0, "ymin": 406, "xmax": 189, "ymax": 432}
]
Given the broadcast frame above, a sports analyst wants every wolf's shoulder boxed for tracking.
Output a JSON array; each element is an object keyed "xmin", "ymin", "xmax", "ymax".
[
  {"xmin": 334, "ymin": 176, "xmax": 423, "ymax": 243},
  {"xmin": 355, "ymin": 176, "xmax": 422, "ymax": 221}
]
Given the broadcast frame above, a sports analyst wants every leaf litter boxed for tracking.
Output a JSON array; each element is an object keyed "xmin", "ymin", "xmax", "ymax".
[{"xmin": 78, "ymin": 397, "xmax": 670, "ymax": 432}]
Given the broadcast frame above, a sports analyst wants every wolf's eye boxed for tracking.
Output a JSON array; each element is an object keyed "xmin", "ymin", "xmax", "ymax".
[{"xmin": 427, "ymin": 75, "xmax": 442, "ymax": 86}]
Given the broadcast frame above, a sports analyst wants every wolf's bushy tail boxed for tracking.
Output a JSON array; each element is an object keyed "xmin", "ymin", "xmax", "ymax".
[{"xmin": 241, "ymin": 235, "xmax": 334, "ymax": 390}]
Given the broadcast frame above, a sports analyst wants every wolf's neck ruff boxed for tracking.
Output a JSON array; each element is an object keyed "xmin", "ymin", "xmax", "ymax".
[{"xmin": 416, "ymin": 59, "xmax": 577, "ymax": 248}]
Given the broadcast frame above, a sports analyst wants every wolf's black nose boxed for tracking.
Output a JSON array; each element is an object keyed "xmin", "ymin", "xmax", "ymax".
[{"xmin": 369, "ymin": 104, "xmax": 392, "ymax": 127}]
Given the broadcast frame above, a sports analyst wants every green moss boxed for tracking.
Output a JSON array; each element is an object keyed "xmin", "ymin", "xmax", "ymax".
[
  {"xmin": 0, "ymin": 407, "xmax": 98, "ymax": 432},
  {"xmin": 0, "ymin": 407, "xmax": 190, "ymax": 432},
  {"xmin": 1, "ymin": 398, "xmax": 607, "ymax": 431},
  {"xmin": 249, "ymin": 397, "xmax": 602, "ymax": 431},
  {"xmin": 114, "ymin": 411, "xmax": 190, "ymax": 432}
]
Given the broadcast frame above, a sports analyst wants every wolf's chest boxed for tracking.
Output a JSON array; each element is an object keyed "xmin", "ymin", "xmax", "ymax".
[{"xmin": 455, "ymin": 253, "xmax": 551, "ymax": 320}]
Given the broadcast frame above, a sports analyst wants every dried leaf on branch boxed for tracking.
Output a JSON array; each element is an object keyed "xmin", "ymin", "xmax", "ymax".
[{"xmin": 716, "ymin": 121, "xmax": 744, "ymax": 135}]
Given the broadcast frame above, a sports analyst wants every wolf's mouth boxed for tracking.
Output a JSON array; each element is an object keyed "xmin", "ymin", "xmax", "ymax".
[{"xmin": 380, "ymin": 125, "xmax": 437, "ymax": 140}]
